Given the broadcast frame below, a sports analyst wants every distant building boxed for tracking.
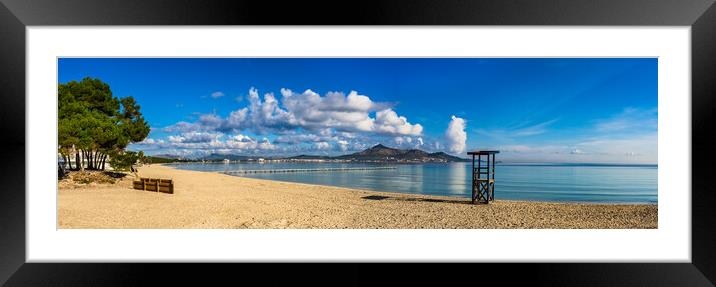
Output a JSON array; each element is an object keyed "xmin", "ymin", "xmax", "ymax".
[{"xmin": 223, "ymin": 159, "xmax": 230, "ymax": 164}]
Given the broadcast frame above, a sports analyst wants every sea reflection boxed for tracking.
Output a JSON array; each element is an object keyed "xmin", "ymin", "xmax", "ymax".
[{"xmin": 172, "ymin": 162, "xmax": 657, "ymax": 203}]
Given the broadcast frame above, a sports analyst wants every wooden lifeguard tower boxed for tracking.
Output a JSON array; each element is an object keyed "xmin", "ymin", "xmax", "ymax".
[{"xmin": 467, "ymin": 150, "xmax": 499, "ymax": 204}]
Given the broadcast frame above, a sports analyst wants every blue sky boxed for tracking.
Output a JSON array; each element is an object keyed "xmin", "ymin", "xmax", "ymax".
[{"xmin": 58, "ymin": 58, "xmax": 657, "ymax": 163}]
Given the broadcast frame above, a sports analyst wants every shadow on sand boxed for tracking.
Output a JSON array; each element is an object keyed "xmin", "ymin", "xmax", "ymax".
[
  {"xmin": 361, "ymin": 195, "xmax": 474, "ymax": 205},
  {"xmin": 102, "ymin": 171, "xmax": 129, "ymax": 179}
]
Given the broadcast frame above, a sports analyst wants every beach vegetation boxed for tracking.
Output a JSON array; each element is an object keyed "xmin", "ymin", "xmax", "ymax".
[
  {"xmin": 70, "ymin": 171, "xmax": 117, "ymax": 185},
  {"xmin": 109, "ymin": 151, "xmax": 144, "ymax": 172},
  {"xmin": 58, "ymin": 77, "xmax": 150, "ymax": 171}
]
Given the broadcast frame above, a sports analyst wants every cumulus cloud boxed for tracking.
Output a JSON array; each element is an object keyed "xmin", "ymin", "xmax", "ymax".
[
  {"xmin": 163, "ymin": 121, "xmax": 205, "ymax": 133},
  {"xmin": 274, "ymin": 133, "xmax": 325, "ymax": 144},
  {"xmin": 145, "ymin": 88, "xmax": 440, "ymax": 157},
  {"xmin": 136, "ymin": 138, "xmax": 165, "ymax": 145},
  {"xmin": 337, "ymin": 140, "xmax": 349, "ymax": 151},
  {"xmin": 224, "ymin": 136, "xmax": 275, "ymax": 150},
  {"xmin": 165, "ymin": 88, "xmax": 423, "ymax": 138},
  {"xmin": 445, "ymin": 115, "xmax": 467, "ymax": 154},
  {"xmin": 314, "ymin": 142, "xmax": 331, "ymax": 150},
  {"xmin": 394, "ymin": 136, "xmax": 410, "ymax": 145},
  {"xmin": 155, "ymin": 132, "xmax": 276, "ymax": 152},
  {"xmin": 374, "ymin": 109, "xmax": 423, "ymax": 136},
  {"xmin": 168, "ymin": 131, "xmax": 224, "ymax": 144}
]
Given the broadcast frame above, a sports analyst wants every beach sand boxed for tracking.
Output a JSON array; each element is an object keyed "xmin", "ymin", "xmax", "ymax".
[{"xmin": 58, "ymin": 164, "xmax": 657, "ymax": 229}]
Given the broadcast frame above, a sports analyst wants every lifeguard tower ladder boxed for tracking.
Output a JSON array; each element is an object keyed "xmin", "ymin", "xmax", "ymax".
[{"xmin": 467, "ymin": 150, "xmax": 499, "ymax": 204}]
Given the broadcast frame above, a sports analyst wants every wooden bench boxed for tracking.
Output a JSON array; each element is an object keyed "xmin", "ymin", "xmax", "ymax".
[{"xmin": 133, "ymin": 177, "xmax": 174, "ymax": 194}]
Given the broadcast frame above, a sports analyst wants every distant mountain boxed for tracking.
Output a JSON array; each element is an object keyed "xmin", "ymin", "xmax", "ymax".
[
  {"xmin": 427, "ymin": 151, "xmax": 467, "ymax": 162},
  {"xmin": 336, "ymin": 144, "xmax": 468, "ymax": 162},
  {"xmin": 153, "ymin": 153, "xmax": 182, "ymax": 159},
  {"xmin": 153, "ymin": 144, "xmax": 468, "ymax": 163},
  {"xmin": 145, "ymin": 154, "xmax": 192, "ymax": 163},
  {"xmin": 287, "ymin": 154, "xmax": 332, "ymax": 160},
  {"xmin": 337, "ymin": 144, "xmax": 401, "ymax": 160}
]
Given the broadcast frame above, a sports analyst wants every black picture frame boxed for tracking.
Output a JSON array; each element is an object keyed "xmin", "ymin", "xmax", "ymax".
[{"xmin": 1, "ymin": 0, "xmax": 715, "ymax": 286}]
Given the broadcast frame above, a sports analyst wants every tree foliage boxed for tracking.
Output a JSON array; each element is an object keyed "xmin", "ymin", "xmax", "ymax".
[
  {"xmin": 109, "ymin": 151, "xmax": 144, "ymax": 172},
  {"xmin": 58, "ymin": 77, "xmax": 150, "ymax": 171}
]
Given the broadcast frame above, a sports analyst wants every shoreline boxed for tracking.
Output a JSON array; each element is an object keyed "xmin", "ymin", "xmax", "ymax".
[
  {"xmin": 171, "ymin": 163, "xmax": 657, "ymax": 206},
  {"xmin": 223, "ymin": 173, "xmax": 657, "ymax": 206},
  {"xmin": 58, "ymin": 164, "xmax": 658, "ymax": 229}
]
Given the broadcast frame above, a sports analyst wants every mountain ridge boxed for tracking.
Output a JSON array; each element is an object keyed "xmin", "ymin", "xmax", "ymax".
[
  {"xmin": 335, "ymin": 144, "xmax": 467, "ymax": 162},
  {"xmin": 153, "ymin": 144, "xmax": 468, "ymax": 162}
]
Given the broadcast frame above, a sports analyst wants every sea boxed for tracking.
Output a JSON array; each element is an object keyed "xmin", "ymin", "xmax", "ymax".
[{"xmin": 171, "ymin": 162, "xmax": 657, "ymax": 204}]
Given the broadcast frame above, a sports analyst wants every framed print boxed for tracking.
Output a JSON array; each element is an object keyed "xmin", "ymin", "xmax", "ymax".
[{"xmin": 2, "ymin": 0, "xmax": 716, "ymax": 286}]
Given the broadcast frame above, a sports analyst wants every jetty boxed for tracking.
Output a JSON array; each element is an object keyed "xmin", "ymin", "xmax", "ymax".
[{"xmin": 223, "ymin": 166, "xmax": 397, "ymax": 175}]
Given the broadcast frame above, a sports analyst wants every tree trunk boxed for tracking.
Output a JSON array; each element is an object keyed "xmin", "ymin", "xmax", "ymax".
[
  {"xmin": 75, "ymin": 151, "xmax": 81, "ymax": 171},
  {"xmin": 91, "ymin": 151, "xmax": 95, "ymax": 170},
  {"xmin": 91, "ymin": 151, "xmax": 97, "ymax": 170},
  {"xmin": 101, "ymin": 154, "xmax": 107, "ymax": 170},
  {"xmin": 85, "ymin": 151, "xmax": 90, "ymax": 170},
  {"xmin": 78, "ymin": 151, "xmax": 84, "ymax": 171},
  {"xmin": 62, "ymin": 154, "xmax": 68, "ymax": 170}
]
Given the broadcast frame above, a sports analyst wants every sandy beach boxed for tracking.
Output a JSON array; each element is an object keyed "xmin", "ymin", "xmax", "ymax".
[{"xmin": 58, "ymin": 164, "xmax": 657, "ymax": 229}]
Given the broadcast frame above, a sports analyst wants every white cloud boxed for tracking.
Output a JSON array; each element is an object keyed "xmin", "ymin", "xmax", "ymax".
[
  {"xmin": 167, "ymin": 131, "xmax": 223, "ymax": 143},
  {"xmin": 445, "ymin": 115, "xmax": 467, "ymax": 154},
  {"xmin": 499, "ymin": 145, "xmax": 538, "ymax": 153},
  {"xmin": 512, "ymin": 119, "xmax": 558, "ymax": 137},
  {"xmin": 136, "ymin": 138, "xmax": 165, "ymax": 145},
  {"xmin": 594, "ymin": 107, "xmax": 657, "ymax": 133},
  {"xmin": 210, "ymin": 91, "xmax": 225, "ymax": 99},
  {"xmin": 223, "ymin": 135, "xmax": 275, "ymax": 150},
  {"xmin": 314, "ymin": 142, "xmax": 331, "ymax": 150},
  {"xmin": 163, "ymin": 121, "xmax": 205, "ymax": 133},
  {"xmin": 230, "ymin": 134, "xmax": 254, "ymax": 142},
  {"xmin": 147, "ymin": 88, "xmax": 441, "ymax": 157},
  {"xmin": 138, "ymin": 131, "xmax": 276, "ymax": 155},
  {"xmin": 392, "ymin": 136, "xmax": 430, "ymax": 150},
  {"xmin": 476, "ymin": 118, "xmax": 557, "ymax": 142},
  {"xmin": 575, "ymin": 133, "xmax": 657, "ymax": 159},
  {"xmin": 374, "ymin": 109, "xmax": 423, "ymax": 136},
  {"xmin": 198, "ymin": 114, "xmax": 224, "ymax": 129},
  {"xmin": 167, "ymin": 88, "xmax": 423, "ymax": 138},
  {"xmin": 492, "ymin": 132, "xmax": 657, "ymax": 164},
  {"xmin": 274, "ymin": 133, "xmax": 324, "ymax": 144},
  {"xmin": 394, "ymin": 136, "xmax": 406, "ymax": 145},
  {"xmin": 337, "ymin": 140, "xmax": 349, "ymax": 151}
]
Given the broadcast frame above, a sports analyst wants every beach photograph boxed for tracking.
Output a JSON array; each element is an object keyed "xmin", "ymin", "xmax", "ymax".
[{"xmin": 57, "ymin": 58, "xmax": 658, "ymax": 229}]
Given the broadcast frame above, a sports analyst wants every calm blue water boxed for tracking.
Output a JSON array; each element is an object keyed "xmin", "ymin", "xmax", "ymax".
[{"xmin": 171, "ymin": 162, "xmax": 657, "ymax": 204}]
